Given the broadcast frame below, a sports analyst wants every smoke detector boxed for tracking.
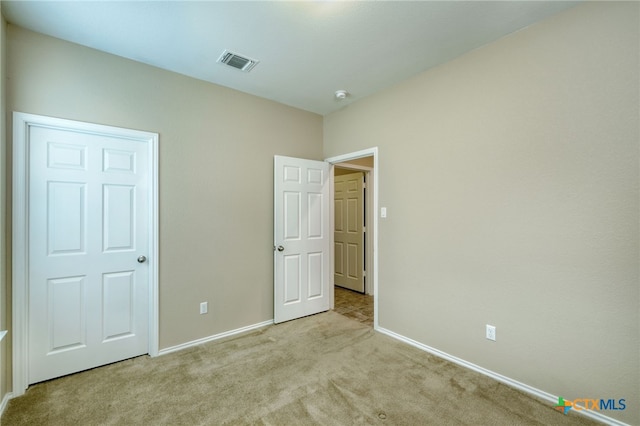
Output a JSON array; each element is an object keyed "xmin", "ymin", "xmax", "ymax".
[
  {"xmin": 217, "ymin": 50, "xmax": 259, "ymax": 72},
  {"xmin": 335, "ymin": 90, "xmax": 349, "ymax": 100}
]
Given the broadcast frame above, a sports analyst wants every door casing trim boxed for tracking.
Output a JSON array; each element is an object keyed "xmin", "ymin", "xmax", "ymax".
[
  {"xmin": 11, "ymin": 112, "xmax": 160, "ymax": 395},
  {"xmin": 326, "ymin": 147, "xmax": 378, "ymax": 329}
]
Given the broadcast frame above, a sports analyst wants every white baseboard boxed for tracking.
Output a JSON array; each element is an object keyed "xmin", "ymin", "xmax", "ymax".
[
  {"xmin": 0, "ymin": 391, "xmax": 14, "ymax": 418},
  {"xmin": 376, "ymin": 326, "xmax": 629, "ymax": 426},
  {"xmin": 157, "ymin": 319, "xmax": 274, "ymax": 356}
]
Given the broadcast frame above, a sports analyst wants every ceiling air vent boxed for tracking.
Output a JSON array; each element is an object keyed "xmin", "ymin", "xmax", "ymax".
[{"xmin": 217, "ymin": 50, "xmax": 259, "ymax": 72}]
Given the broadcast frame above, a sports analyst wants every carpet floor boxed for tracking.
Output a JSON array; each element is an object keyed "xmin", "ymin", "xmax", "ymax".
[{"xmin": 2, "ymin": 311, "xmax": 599, "ymax": 425}]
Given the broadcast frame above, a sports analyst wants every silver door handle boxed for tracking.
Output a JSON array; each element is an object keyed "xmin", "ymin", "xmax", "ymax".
[
  {"xmin": 137, "ymin": 255, "xmax": 147, "ymax": 263},
  {"xmin": 277, "ymin": 246, "xmax": 284, "ymax": 252}
]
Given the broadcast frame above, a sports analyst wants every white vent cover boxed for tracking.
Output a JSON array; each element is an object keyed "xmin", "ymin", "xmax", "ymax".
[{"xmin": 217, "ymin": 50, "xmax": 259, "ymax": 72}]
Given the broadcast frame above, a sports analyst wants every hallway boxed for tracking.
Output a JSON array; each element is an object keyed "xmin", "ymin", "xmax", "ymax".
[{"xmin": 333, "ymin": 286, "xmax": 373, "ymax": 326}]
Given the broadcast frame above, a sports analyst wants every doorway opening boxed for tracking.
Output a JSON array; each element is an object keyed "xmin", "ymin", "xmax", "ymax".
[
  {"xmin": 326, "ymin": 148, "xmax": 378, "ymax": 329},
  {"xmin": 334, "ymin": 166, "xmax": 372, "ymax": 326}
]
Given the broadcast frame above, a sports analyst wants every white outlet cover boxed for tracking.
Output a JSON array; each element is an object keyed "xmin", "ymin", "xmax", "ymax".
[{"xmin": 486, "ymin": 324, "xmax": 496, "ymax": 341}]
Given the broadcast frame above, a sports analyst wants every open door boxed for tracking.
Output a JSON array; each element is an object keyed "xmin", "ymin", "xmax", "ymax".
[{"xmin": 274, "ymin": 156, "xmax": 330, "ymax": 323}]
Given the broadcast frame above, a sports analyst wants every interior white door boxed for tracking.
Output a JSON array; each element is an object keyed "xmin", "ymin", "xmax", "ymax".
[
  {"xmin": 274, "ymin": 156, "xmax": 330, "ymax": 324},
  {"xmin": 334, "ymin": 172, "xmax": 365, "ymax": 293},
  {"xmin": 28, "ymin": 125, "xmax": 150, "ymax": 384}
]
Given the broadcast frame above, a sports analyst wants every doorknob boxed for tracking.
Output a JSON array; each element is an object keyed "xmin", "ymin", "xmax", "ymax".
[
  {"xmin": 277, "ymin": 246, "xmax": 284, "ymax": 252},
  {"xmin": 137, "ymin": 255, "xmax": 147, "ymax": 263}
]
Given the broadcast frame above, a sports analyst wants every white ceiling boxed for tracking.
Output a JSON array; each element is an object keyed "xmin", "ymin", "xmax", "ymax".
[{"xmin": 1, "ymin": 1, "xmax": 579, "ymax": 115}]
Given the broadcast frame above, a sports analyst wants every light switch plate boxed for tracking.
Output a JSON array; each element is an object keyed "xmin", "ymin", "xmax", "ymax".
[{"xmin": 381, "ymin": 207, "xmax": 387, "ymax": 218}]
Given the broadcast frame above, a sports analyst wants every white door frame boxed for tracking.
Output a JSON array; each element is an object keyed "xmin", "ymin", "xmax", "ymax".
[
  {"xmin": 11, "ymin": 112, "xmax": 160, "ymax": 396},
  {"xmin": 325, "ymin": 147, "xmax": 378, "ymax": 329}
]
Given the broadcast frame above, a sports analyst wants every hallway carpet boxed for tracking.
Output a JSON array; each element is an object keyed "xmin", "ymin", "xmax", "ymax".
[{"xmin": 3, "ymin": 311, "xmax": 598, "ymax": 425}]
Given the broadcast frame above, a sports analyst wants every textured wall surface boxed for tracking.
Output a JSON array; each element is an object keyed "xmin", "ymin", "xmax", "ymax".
[
  {"xmin": 3, "ymin": 2, "xmax": 639, "ymax": 424},
  {"xmin": 324, "ymin": 3, "xmax": 639, "ymax": 424},
  {"xmin": 6, "ymin": 26, "xmax": 323, "ymax": 350}
]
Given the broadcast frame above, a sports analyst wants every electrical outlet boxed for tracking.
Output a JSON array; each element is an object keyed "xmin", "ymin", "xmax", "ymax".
[
  {"xmin": 200, "ymin": 302, "xmax": 208, "ymax": 315},
  {"xmin": 486, "ymin": 324, "xmax": 496, "ymax": 341}
]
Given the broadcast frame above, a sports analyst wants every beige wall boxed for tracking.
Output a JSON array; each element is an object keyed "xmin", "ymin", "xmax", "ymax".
[
  {"xmin": 0, "ymin": 8, "xmax": 8, "ymax": 406},
  {"xmin": 6, "ymin": 26, "xmax": 323, "ymax": 350},
  {"xmin": 324, "ymin": 2, "xmax": 639, "ymax": 424},
  {"xmin": 3, "ymin": 3, "xmax": 639, "ymax": 424}
]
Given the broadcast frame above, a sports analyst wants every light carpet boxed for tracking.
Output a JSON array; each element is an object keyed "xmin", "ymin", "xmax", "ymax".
[{"xmin": 2, "ymin": 311, "xmax": 599, "ymax": 425}]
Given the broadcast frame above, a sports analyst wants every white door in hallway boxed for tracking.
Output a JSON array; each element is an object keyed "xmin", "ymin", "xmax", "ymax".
[
  {"xmin": 334, "ymin": 172, "xmax": 365, "ymax": 293},
  {"xmin": 274, "ymin": 156, "xmax": 330, "ymax": 323},
  {"xmin": 28, "ymin": 123, "xmax": 151, "ymax": 384}
]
